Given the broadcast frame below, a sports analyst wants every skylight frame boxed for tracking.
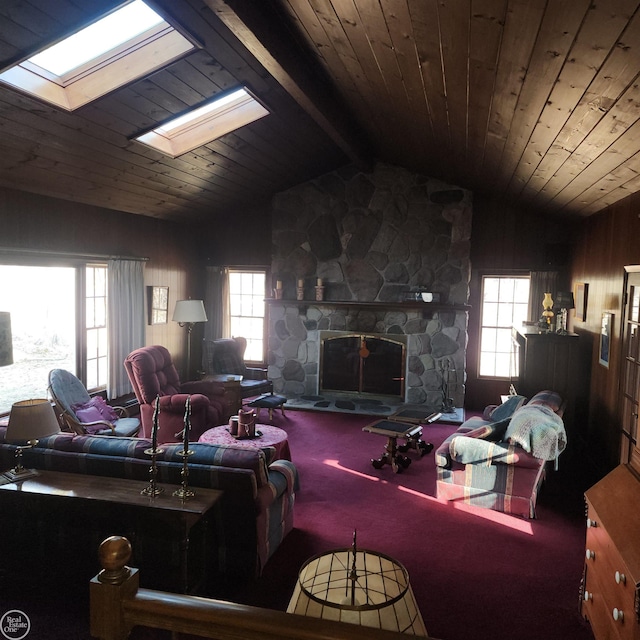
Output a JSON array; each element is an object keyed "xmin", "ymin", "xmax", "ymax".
[
  {"xmin": 134, "ymin": 87, "xmax": 270, "ymax": 158},
  {"xmin": 0, "ymin": 1, "xmax": 197, "ymax": 111}
]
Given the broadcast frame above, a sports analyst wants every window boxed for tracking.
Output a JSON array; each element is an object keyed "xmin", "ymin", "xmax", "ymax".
[
  {"xmin": 479, "ymin": 276, "xmax": 530, "ymax": 378},
  {"xmin": 0, "ymin": 263, "xmax": 108, "ymax": 414},
  {"xmin": 135, "ymin": 88, "xmax": 269, "ymax": 158},
  {"xmin": 0, "ymin": 0, "xmax": 195, "ymax": 111},
  {"xmin": 85, "ymin": 264, "xmax": 108, "ymax": 390},
  {"xmin": 228, "ymin": 270, "xmax": 266, "ymax": 362}
]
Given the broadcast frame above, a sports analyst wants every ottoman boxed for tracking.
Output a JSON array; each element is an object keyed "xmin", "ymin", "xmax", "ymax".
[{"xmin": 244, "ymin": 394, "xmax": 287, "ymax": 421}]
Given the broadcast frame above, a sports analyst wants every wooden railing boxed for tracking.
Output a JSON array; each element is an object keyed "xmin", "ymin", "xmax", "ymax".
[{"xmin": 90, "ymin": 536, "xmax": 435, "ymax": 640}]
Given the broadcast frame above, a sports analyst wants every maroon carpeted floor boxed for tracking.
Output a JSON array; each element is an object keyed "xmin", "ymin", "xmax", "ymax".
[
  {"xmin": 2, "ymin": 408, "xmax": 595, "ymax": 640},
  {"xmin": 233, "ymin": 408, "xmax": 595, "ymax": 640}
]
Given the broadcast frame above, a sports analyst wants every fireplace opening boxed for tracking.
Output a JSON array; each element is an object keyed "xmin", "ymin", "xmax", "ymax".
[{"xmin": 319, "ymin": 331, "xmax": 407, "ymax": 398}]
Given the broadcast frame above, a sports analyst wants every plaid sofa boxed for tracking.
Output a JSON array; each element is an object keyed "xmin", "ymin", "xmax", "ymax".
[
  {"xmin": 0, "ymin": 428, "xmax": 298, "ymax": 578},
  {"xmin": 435, "ymin": 390, "xmax": 565, "ymax": 518}
]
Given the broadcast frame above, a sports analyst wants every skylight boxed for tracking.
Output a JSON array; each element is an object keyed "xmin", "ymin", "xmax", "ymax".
[
  {"xmin": 29, "ymin": 1, "xmax": 164, "ymax": 77},
  {"xmin": 135, "ymin": 88, "xmax": 270, "ymax": 157},
  {"xmin": 0, "ymin": 0, "xmax": 195, "ymax": 111}
]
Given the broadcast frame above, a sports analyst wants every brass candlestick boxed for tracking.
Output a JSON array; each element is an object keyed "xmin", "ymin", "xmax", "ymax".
[
  {"xmin": 173, "ymin": 448, "xmax": 194, "ymax": 499},
  {"xmin": 174, "ymin": 396, "xmax": 195, "ymax": 499},
  {"xmin": 141, "ymin": 446, "xmax": 165, "ymax": 496}
]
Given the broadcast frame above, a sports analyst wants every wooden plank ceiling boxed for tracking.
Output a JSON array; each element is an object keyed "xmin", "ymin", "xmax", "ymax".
[{"xmin": 1, "ymin": 0, "xmax": 640, "ymax": 222}]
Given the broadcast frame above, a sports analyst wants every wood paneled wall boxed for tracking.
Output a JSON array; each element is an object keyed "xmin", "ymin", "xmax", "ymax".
[
  {"xmin": 569, "ymin": 195, "xmax": 640, "ymax": 476},
  {"xmin": 465, "ymin": 194, "xmax": 573, "ymax": 410},
  {"xmin": 200, "ymin": 207, "xmax": 271, "ymax": 267},
  {"xmin": 0, "ymin": 187, "xmax": 205, "ymax": 381}
]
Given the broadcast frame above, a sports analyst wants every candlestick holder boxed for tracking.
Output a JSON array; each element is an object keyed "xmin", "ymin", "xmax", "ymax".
[
  {"xmin": 315, "ymin": 285, "xmax": 324, "ymax": 301},
  {"xmin": 141, "ymin": 447, "xmax": 165, "ymax": 496},
  {"xmin": 173, "ymin": 448, "xmax": 195, "ymax": 499}
]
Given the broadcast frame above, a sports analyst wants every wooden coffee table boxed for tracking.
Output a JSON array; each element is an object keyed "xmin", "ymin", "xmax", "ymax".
[{"xmin": 363, "ymin": 419, "xmax": 434, "ymax": 473}]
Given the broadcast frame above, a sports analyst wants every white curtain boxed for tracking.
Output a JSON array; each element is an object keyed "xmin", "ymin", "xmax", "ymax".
[
  {"xmin": 202, "ymin": 266, "xmax": 230, "ymax": 368},
  {"xmin": 204, "ymin": 266, "xmax": 230, "ymax": 341},
  {"xmin": 528, "ymin": 271, "xmax": 559, "ymax": 323},
  {"xmin": 107, "ymin": 259, "xmax": 145, "ymax": 399}
]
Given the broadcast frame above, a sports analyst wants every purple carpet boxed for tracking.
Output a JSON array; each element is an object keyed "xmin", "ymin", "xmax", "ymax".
[{"xmin": 234, "ymin": 408, "xmax": 594, "ymax": 640}]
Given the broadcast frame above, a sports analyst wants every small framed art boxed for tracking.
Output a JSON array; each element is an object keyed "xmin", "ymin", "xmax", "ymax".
[
  {"xmin": 574, "ymin": 282, "xmax": 588, "ymax": 322},
  {"xmin": 599, "ymin": 311, "xmax": 612, "ymax": 368},
  {"xmin": 147, "ymin": 286, "xmax": 169, "ymax": 325}
]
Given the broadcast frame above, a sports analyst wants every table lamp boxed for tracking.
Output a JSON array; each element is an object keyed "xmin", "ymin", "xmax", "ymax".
[
  {"xmin": 287, "ymin": 532, "xmax": 428, "ymax": 636},
  {"xmin": 4, "ymin": 399, "xmax": 61, "ymax": 481},
  {"xmin": 555, "ymin": 291, "xmax": 575, "ymax": 334},
  {"xmin": 172, "ymin": 299, "xmax": 207, "ymax": 379}
]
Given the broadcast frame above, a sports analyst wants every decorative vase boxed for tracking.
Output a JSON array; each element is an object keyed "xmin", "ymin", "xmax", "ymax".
[{"xmin": 238, "ymin": 408, "xmax": 256, "ymax": 438}]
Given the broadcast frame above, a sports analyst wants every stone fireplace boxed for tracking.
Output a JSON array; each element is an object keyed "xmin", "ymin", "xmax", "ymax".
[
  {"xmin": 319, "ymin": 330, "xmax": 407, "ymax": 397},
  {"xmin": 267, "ymin": 162, "xmax": 471, "ymax": 409}
]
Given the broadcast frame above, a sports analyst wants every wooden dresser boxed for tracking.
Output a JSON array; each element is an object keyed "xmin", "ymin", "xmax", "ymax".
[
  {"xmin": 511, "ymin": 326, "xmax": 579, "ymax": 439},
  {"xmin": 582, "ymin": 464, "xmax": 640, "ymax": 639}
]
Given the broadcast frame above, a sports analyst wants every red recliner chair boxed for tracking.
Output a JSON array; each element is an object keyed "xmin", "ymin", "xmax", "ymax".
[{"xmin": 124, "ymin": 345, "xmax": 226, "ymax": 444}]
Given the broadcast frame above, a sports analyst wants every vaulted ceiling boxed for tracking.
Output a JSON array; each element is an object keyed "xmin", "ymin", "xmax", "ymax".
[{"xmin": 2, "ymin": 0, "xmax": 640, "ymax": 223}]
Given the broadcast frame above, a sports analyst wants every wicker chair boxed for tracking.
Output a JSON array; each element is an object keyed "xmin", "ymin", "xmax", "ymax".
[{"xmin": 48, "ymin": 369, "xmax": 140, "ymax": 437}]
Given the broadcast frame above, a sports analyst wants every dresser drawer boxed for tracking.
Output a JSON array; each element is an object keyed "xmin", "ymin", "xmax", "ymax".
[{"xmin": 584, "ymin": 505, "xmax": 640, "ymax": 640}]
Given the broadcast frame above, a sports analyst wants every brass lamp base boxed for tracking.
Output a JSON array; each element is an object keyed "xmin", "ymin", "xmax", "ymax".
[
  {"xmin": 3, "ymin": 441, "xmax": 39, "ymax": 482},
  {"xmin": 3, "ymin": 466, "xmax": 40, "ymax": 482}
]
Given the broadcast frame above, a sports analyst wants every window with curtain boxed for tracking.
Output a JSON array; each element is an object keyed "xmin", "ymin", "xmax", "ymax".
[{"xmin": 0, "ymin": 259, "xmax": 144, "ymax": 414}]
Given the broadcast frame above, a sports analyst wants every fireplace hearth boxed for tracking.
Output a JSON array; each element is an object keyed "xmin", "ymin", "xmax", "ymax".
[{"xmin": 320, "ymin": 331, "xmax": 406, "ymax": 398}]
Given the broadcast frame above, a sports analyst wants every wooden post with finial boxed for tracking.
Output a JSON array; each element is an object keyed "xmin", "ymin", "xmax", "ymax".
[{"xmin": 90, "ymin": 536, "xmax": 139, "ymax": 640}]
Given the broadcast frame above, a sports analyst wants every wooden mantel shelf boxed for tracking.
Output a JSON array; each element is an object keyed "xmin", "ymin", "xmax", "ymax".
[{"xmin": 266, "ymin": 299, "xmax": 471, "ymax": 312}]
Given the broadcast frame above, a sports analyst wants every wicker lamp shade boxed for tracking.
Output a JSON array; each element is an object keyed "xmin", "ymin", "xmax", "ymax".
[{"xmin": 287, "ymin": 542, "xmax": 428, "ymax": 636}]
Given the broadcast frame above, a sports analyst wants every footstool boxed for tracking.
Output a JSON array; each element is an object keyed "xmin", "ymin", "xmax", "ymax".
[
  {"xmin": 244, "ymin": 394, "xmax": 287, "ymax": 421},
  {"xmin": 362, "ymin": 419, "xmax": 434, "ymax": 473}
]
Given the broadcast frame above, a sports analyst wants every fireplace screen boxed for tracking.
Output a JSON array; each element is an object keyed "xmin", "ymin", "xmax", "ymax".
[{"xmin": 320, "ymin": 333, "xmax": 406, "ymax": 398}]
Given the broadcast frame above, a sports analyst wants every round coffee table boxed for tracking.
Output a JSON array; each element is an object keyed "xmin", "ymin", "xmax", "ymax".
[{"xmin": 198, "ymin": 424, "xmax": 291, "ymax": 461}]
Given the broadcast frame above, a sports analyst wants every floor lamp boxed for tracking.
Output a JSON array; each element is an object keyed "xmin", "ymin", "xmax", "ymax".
[{"xmin": 173, "ymin": 299, "xmax": 207, "ymax": 380}]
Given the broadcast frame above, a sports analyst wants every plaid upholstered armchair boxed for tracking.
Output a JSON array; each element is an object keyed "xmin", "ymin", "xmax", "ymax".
[{"xmin": 205, "ymin": 337, "xmax": 273, "ymax": 399}]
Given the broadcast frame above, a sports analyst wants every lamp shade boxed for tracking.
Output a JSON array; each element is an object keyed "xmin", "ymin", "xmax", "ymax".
[
  {"xmin": 172, "ymin": 299, "xmax": 207, "ymax": 323},
  {"xmin": 555, "ymin": 291, "xmax": 575, "ymax": 309},
  {"xmin": 0, "ymin": 311, "xmax": 13, "ymax": 367},
  {"xmin": 6, "ymin": 399, "xmax": 61, "ymax": 442},
  {"xmin": 287, "ymin": 546, "xmax": 428, "ymax": 636}
]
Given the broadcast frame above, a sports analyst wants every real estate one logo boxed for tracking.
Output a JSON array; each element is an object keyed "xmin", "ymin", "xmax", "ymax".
[{"xmin": 1, "ymin": 610, "xmax": 30, "ymax": 640}]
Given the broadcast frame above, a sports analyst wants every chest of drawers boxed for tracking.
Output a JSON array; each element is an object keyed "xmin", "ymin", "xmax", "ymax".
[{"xmin": 582, "ymin": 464, "xmax": 640, "ymax": 640}]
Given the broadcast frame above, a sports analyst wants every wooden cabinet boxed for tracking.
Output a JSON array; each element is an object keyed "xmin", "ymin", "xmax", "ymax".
[
  {"xmin": 512, "ymin": 326, "xmax": 579, "ymax": 436},
  {"xmin": 582, "ymin": 464, "xmax": 640, "ymax": 640},
  {"xmin": 621, "ymin": 267, "xmax": 640, "ymax": 475},
  {"xmin": 204, "ymin": 374, "xmax": 243, "ymax": 419}
]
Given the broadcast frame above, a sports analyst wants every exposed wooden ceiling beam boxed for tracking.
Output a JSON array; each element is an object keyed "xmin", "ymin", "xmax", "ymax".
[{"xmin": 202, "ymin": 0, "xmax": 372, "ymax": 171}]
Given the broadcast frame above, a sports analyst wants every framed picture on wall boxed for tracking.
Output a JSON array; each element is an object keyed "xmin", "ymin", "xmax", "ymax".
[
  {"xmin": 574, "ymin": 282, "xmax": 588, "ymax": 322},
  {"xmin": 147, "ymin": 286, "xmax": 169, "ymax": 325},
  {"xmin": 600, "ymin": 311, "xmax": 612, "ymax": 368}
]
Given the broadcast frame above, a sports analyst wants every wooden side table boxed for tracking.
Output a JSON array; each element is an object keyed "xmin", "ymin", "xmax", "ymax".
[
  {"xmin": 0, "ymin": 470, "xmax": 223, "ymax": 594},
  {"xmin": 204, "ymin": 374, "xmax": 243, "ymax": 418}
]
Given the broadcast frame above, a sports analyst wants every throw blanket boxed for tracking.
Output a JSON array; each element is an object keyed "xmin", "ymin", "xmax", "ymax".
[{"xmin": 504, "ymin": 404, "xmax": 567, "ymax": 464}]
